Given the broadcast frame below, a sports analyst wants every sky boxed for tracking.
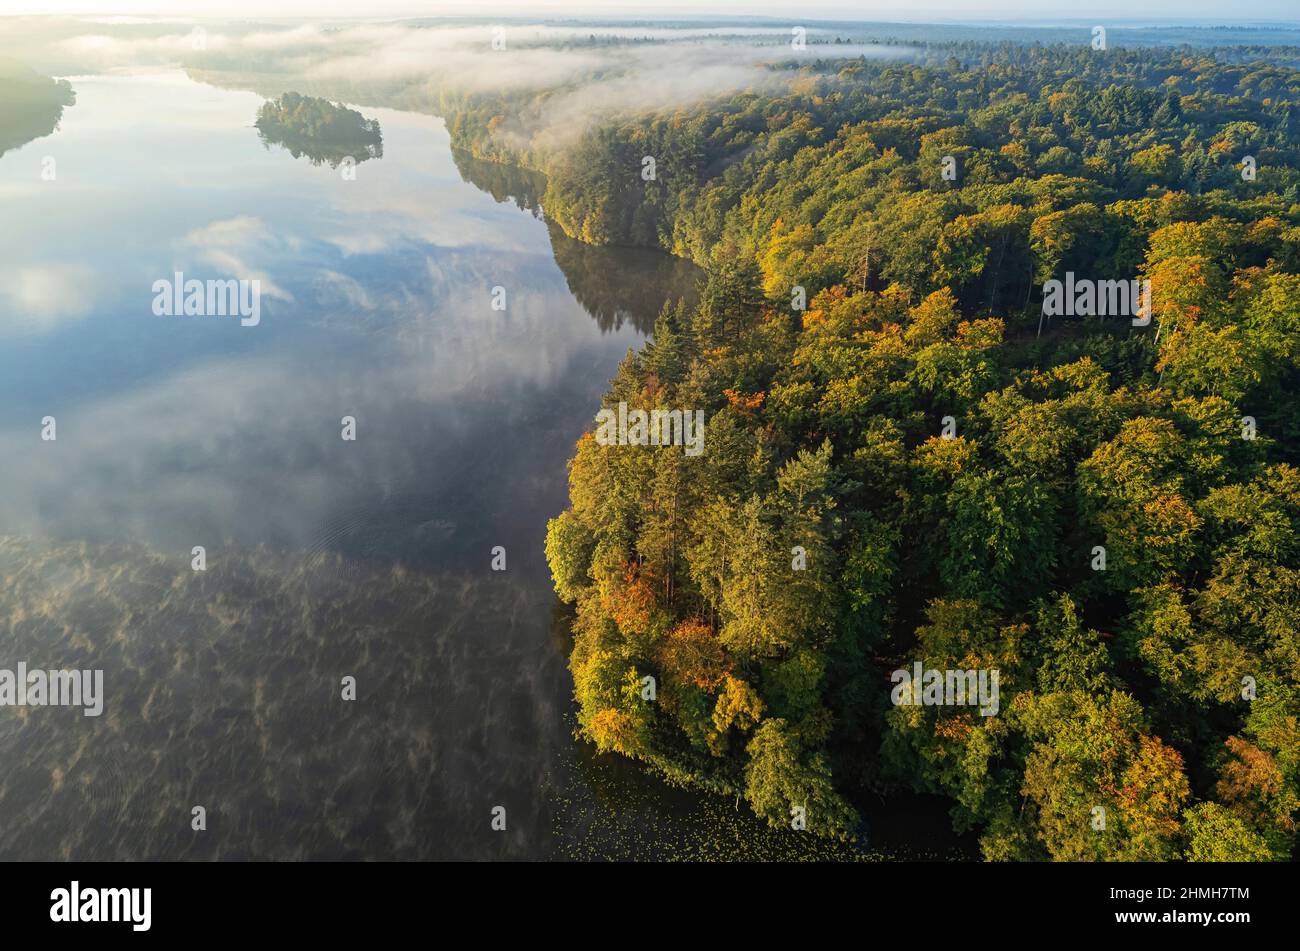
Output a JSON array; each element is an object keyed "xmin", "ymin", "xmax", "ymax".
[{"xmin": 1, "ymin": 1, "xmax": 1298, "ymax": 23}]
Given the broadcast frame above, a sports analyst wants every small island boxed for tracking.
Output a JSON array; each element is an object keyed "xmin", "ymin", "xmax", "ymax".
[{"xmin": 254, "ymin": 92, "xmax": 383, "ymax": 169}]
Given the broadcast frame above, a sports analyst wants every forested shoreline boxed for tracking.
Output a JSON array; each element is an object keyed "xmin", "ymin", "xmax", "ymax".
[
  {"xmin": 519, "ymin": 42, "xmax": 1300, "ymax": 859},
  {"xmin": 0, "ymin": 61, "xmax": 74, "ymax": 158},
  {"xmin": 11, "ymin": 21, "xmax": 1297, "ymax": 860}
]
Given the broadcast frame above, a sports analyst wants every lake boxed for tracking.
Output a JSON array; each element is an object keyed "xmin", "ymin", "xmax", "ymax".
[{"xmin": 0, "ymin": 70, "xmax": 967, "ymax": 860}]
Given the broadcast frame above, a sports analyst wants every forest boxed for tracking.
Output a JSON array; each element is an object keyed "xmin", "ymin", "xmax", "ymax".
[
  {"xmin": 5, "ymin": 16, "xmax": 1296, "ymax": 861},
  {"xmin": 509, "ymin": 42, "xmax": 1300, "ymax": 860}
]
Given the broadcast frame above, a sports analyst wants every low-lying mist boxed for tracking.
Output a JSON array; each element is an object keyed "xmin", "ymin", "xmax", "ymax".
[{"xmin": 0, "ymin": 17, "xmax": 913, "ymax": 150}]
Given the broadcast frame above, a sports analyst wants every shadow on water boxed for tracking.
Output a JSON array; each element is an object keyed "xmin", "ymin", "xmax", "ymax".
[{"xmin": 451, "ymin": 148, "xmax": 703, "ymax": 335}]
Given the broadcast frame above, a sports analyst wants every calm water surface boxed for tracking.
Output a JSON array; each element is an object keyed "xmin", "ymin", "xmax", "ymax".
[{"xmin": 0, "ymin": 71, "xmax": 966, "ymax": 860}]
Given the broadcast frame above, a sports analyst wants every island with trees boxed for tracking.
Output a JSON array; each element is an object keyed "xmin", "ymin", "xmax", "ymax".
[{"xmin": 254, "ymin": 92, "xmax": 383, "ymax": 169}]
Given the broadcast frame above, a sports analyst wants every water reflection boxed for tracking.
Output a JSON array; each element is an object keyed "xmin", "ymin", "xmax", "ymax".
[
  {"xmin": 452, "ymin": 148, "xmax": 701, "ymax": 334},
  {"xmin": 0, "ymin": 70, "xmax": 645, "ymax": 859},
  {"xmin": 450, "ymin": 148, "xmax": 545, "ymax": 218},
  {"xmin": 0, "ymin": 535, "xmax": 567, "ymax": 860},
  {"xmin": 0, "ymin": 71, "xmax": 666, "ymax": 564},
  {"xmin": 0, "ymin": 69, "xmax": 960, "ymax": 861},
  {"xmin": 0, "ymin": 64, "xmax": 74, "ymax": 158},
  {"xmin": 546, "ymin": 219, "xmax": 700, "ymax": 334},
  {"xmin": 255, "ymin": 93, "xmax": 384, "ymax": 170}
]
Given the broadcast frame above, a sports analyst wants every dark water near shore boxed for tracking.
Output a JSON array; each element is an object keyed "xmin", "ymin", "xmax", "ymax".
[{"xmin": 0, "ymin": 70, "xmax": 970, "ymax": 860}]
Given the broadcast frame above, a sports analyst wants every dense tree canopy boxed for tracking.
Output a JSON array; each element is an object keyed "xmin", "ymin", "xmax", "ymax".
[{"xmin": 521, "ymin": 41, "xmax": 1300, "ymax": 859}]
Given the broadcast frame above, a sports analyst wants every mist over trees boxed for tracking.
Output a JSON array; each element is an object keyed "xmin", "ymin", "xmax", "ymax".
[
  {"xmin": 6, "ymin": 15, "xmax": 1297, "ymax": 860},
  {"xmin": 527, "ymin": 41, "xmax": 1300, "ymax": 859}
]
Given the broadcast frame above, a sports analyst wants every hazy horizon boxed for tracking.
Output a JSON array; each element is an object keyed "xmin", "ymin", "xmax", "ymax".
[{"xmin": 2, "ymin": 2, "xmax": 1299, "ymax": 25}]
